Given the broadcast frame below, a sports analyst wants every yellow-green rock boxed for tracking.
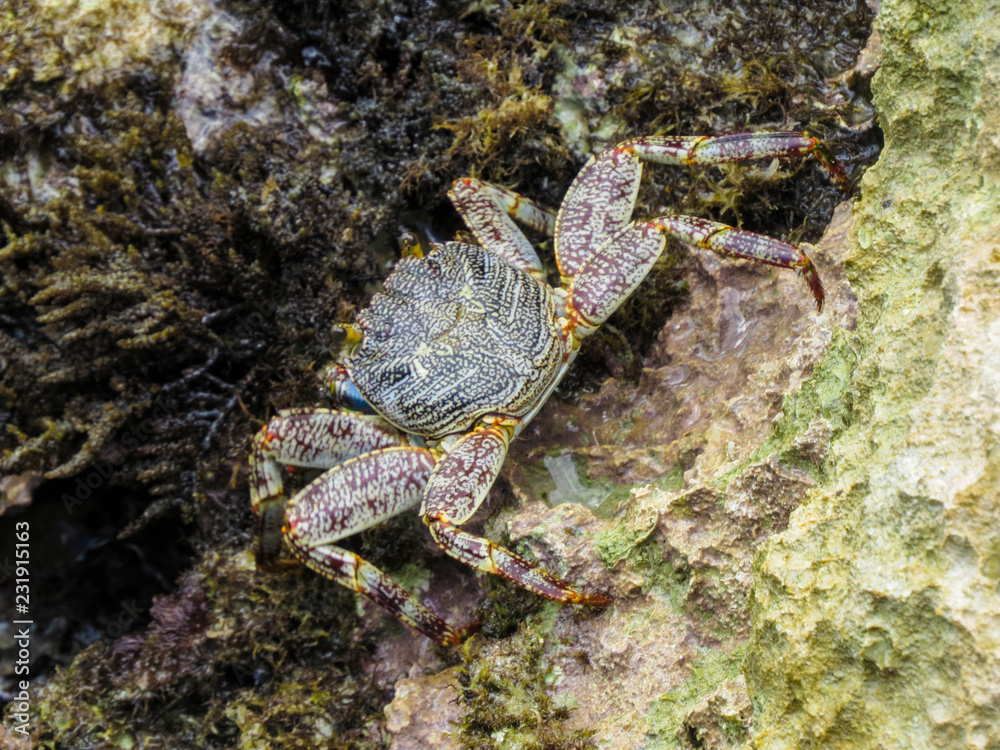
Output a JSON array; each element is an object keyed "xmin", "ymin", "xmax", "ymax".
[{"xmin": 746, "ymin": 1, "xmax": 1000, "ymax": 747}]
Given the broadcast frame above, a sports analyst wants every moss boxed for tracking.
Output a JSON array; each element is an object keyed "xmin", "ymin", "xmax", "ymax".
[
  {"xmin": 29, "ymin": 551, "xmax": 393, "ymax": 749},
  {"xmin": 475, "ymin": 576, "xmax": 546, "ymax": 641},
  {"xmin": 454, "ymin": 628, "xmax": 596, "ymax": 750}
]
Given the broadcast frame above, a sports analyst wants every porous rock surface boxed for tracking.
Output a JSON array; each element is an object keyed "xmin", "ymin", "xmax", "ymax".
[{"xmin": 746, "ymin": 1, "xmax": 1000, "ymax": 747}]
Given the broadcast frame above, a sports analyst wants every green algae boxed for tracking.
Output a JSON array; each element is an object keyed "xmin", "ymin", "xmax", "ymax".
[
  {"xmin": 28, "ymin": 551, "xmax": 391, "ymax": 749},
  {"xmin": 720, "ymin": 326, "xmax": 859, "ymax": 486},
  {"xmin": 644, "ymin": 645, "xmax": 748, "ymax": 750},
  {"xmin": 744, "ymin": 1, "xmax": 1000, "ymax": 747},
  {"xmin": 454, "ymin": 628, "xmax": 596, "ymax": 750}
]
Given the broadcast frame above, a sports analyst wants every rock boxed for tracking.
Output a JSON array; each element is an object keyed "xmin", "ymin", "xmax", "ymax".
[
  {"xmin": 385, "ymin": 668, "xmax": 463, "ymax": 750},
  {"xmin": 681, "ymin": 676, "xmax": 753, "ymax": 750},
  {"xmin": 745, "ymin": 1, "xmax": 1000, "ymax": 747}
]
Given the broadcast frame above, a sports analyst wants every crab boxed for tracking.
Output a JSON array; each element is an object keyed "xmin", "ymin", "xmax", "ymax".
[{"xmin": 250, "ymin": 131, "xmax": 846, "ymax": 644}]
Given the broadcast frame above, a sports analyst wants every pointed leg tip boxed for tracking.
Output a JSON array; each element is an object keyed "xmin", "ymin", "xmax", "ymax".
[
  {"xmin": 797, "ymin": 260, "xmax": 825, "ymax": 313},
  {"xmin": 833, "ymin": 168, "xmax": 850, "ymax": 197},
  {"xmin": 809, "ymin": 139, "xmax": 850, "ymax": 194},
  {"xmin": 812, "ymin": 285, "xmax": 826, "ymax": 314},
  {"xmin": 440, "ymin": 619, "xmax": 480, "ymax": 646},
  {"xmin": 824, "ymin": 154, "xmax": 849, "ymax": 192},
  {"xmin": 572, "ymin": 591, "xmax": 611, "ymax": 608}
]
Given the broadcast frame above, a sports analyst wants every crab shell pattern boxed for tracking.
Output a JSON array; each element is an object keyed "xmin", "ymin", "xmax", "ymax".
[{"xmin": 349, "ymin": 242, "xmax": 564, "ymax": 438}]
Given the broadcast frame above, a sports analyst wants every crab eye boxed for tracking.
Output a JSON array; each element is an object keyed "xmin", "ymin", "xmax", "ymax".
[
  {"xmin": 337, "ymin": 379, "xmax": 375, "ymax": 413},
  {"xmin": 326, "ymin": 365, "xmax": 376, "ymax": 414}
]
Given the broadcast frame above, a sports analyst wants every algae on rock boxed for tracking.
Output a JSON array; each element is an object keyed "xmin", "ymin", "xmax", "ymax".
[{"xmin": 745, "ymin": 1, "xmax": 1000, "ymax": 747}]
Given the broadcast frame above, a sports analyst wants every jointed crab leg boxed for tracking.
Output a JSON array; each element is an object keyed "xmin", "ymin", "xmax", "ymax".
[
  {"xmin": 281, "ymin": 446, "xmax": 468, "ymax": 644},
  {"xmin": 250, "ymin": 408, "xmax": 408, "ymax": 569},
  {"xmin": 648, "ymin": 215, "xmax": 824, "ymax": 310},
  {"xmin": 567, "ymin": 213, "xmax": 824, "ymax": 338},
  {"xmin": 450, "ymin": 179, "xmax": 558, "ymax": 237},
  {"xmin": 555, "ymin": 131, "xmax": 844, "ymax": 279},
  {"xmin": 565, "ymin": 221, "xmax": 669, "ymax": 335},
  {"xmin": 555, "ymin": 147, "xmax": 644, "ymax": 278},
  {"xmin": 448, "ymin": 178, "xmax": 557, "ymax": 279},
  {"xmin": 617, "ymin": 132, "xmax": 847, "ymax": 186},
  {"xmin": 421, "ymin": 424, "xmax": 607, "ymax": 605}
]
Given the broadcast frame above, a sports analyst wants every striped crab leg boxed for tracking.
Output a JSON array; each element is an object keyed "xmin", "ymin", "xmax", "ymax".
[
  {"xmin": 448, "ymin": 178, "xmax": 557, "ymax": 279},
  {"xmin": 564, "ymin": 214, "xmax": 825, "ymax": 344},
  {"xmin": 620, "ymin": 132, "xmax": 846, "ymax": 187},
  {"xmin": 649, "ymin": 214, "xmax": 824, "ymax": 308},
  {"xmin": 555, "ymin": 133, "xmax": 843, "ymax": 268},
  {"xmin": 249, "ymin": 408, "xmax": 408, "ymax": 569},
  {"xmin": 421, "ymin": 423, "xmax": 608, "ymax": 606},
  {"xmin": 555, "ymin": 132, "xmax": 842, "ymax": 313},
  {"xmin": 281, "ymin": 446, "xmax": 472, "ymax": 645}
]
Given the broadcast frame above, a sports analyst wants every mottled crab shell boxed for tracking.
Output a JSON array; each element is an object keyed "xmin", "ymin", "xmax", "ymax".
[{"xmin": 347, "ymin": 242, "xmax": 565, "ymax": 438}]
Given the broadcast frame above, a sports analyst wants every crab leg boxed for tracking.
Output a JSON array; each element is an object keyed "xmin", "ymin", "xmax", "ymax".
[
  {"xmin": 555, "ymin": 131, "xmax": 844, "ymax": 278},
  {"xmin": 282, "ymin": 446, "xmax": 468, "ymax": 644},
  {"xmin": 566, "ymin": 211, "xmax": 824, "ymax": 338},
  {"xmin": 649, "ymin": 215, "xmax": 824, "ymax": 310},
  {"xmin": 619, "ymin": 132, "xmax": 846, "ymax": 185},
  {"xmin": 250, "ymin": 408, "xmax": 408, "ymax": 569},
  {"xmin": 564, "ymin": 222, "xmax": 668, "ymax": 336},
  {"xmin": 421, "ymin": 424, "xmax": 607, "ymax": 605},
  {"xmin": 325, "ymin": 364, "xmax": 378, "ymax": 414},
  {"xmin": 448, "ymin": 178, "xmax": 557, "ymax": 279}
]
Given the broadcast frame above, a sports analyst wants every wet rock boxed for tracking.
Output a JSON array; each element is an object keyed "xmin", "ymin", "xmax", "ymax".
[
  {"xmin": 517, "ymin": 199, "xmax": 858, "ymax": 488},
  {"xmin": 681, "ymin": 676, "xmax": 753, "ymax": 749},
  {"xmin": 385, "ymin": 668, "xmax": 463, "ymax": 750}
]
